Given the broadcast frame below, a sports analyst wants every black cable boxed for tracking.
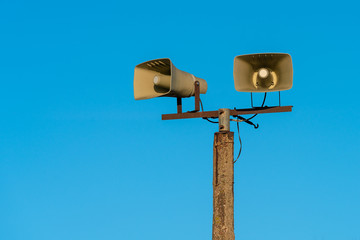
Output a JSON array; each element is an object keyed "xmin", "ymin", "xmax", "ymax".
[
  {"xmin": 233, "ymin": 120, "xmax": 242, "ymax": 163},
  {"xmin": 235, "ymin": 115, "xmax": 259, "ymax": 129},
  {"xmin": 243, "ymin": 92, "xmax": 267, "ymax": 121},
  {"xmin": 261, "ymin": 92, "xmax": 267, "ymax": 106},
  {"xmin": 233, "ymin": 92, "xmax": 267, "ymax": 163},
  {"xmin": 204, "ymin": 118, "xmax": 219, "ymax": 123},
  {"xmin": 200, "ymin": 93, "xmax": 266, "ymax": 163},
  {"xmin": 200, "ymin": 98, "xmax": 219, "ymax": 124}
]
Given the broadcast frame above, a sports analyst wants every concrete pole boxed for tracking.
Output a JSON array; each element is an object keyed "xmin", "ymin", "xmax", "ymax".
[{"xmin": 212, "ymin": 109, "xmax": 235, "ymax": 240}]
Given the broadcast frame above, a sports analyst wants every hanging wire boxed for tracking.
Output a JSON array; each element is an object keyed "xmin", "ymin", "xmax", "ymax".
[
  {"xmin": 233, "ymin": 92, "xmax": 267, "ymax": 163},
  {"xmin": 200, "ymin": 98, "xmax": 219, "ymax": 124},
  {"xmin": 200, "ymin": 93, "xmax": 267, "ymax": 164},
  {"xmin": 243, "ymin": 92, "xmax": 267, "ymax": 121},
  {"xmin": 233, "ymin": 119, "xmax": 242, "ymax": 163}
]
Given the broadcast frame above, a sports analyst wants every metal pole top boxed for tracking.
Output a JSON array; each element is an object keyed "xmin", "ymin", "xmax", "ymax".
[{"xmin": 218, "ymin": 108, "xmax": 230, "ymax": 132}]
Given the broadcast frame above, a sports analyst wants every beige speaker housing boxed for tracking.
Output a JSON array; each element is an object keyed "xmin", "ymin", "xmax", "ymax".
[
  {"xmin": 234, "ymin": 53, "xmax": 293, "ymax": 92},
  {"xmin": 134, "ymin": 58, "xmax": 207, "ymax": 100}
]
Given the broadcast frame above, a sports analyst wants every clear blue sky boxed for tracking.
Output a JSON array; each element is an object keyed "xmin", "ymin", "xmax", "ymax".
[{"xmin": 1, "ymin": 0, "xmax": 359, "ymax": 240}]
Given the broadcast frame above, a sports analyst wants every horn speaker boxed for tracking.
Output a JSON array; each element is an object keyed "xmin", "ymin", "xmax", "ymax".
[
  {"xmin": 134, "ymin": 58, "xmax": 207, "ymax": 100},
  {"xmin": 233, "ymin": 53, "xmax": 293, "ymax": 92}
]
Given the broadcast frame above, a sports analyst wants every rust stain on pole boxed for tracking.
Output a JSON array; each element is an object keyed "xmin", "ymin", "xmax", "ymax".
[{"xmin": 213, "ymin": 132, "xmax": 235, "ymax": 240}]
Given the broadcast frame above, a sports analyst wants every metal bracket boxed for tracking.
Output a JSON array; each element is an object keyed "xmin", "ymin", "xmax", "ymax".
[
  {"xmin": 175, "ymin": 81, "xmax": 200, "ymax": 114},
  {"xmin": 218, "ymin": 109, "xmax": 230, "ymax": 132},
  {"xmin": 251, "ymin": 92, "xmax": 281, "ymax": 108},
  {"xmin": 177, "ymin": 97, "xmax": 182, "ymax": 114},
  {"xmin": 278, "ymin": 91, "xmax": 281, "ymax": 107},
  {"xmin": 163, "ymin": 106, "xmax": 292, "ymax": 120},
  {"xmin": 194, "ymin": 81, "xmax": 200, "ymax": 112}
]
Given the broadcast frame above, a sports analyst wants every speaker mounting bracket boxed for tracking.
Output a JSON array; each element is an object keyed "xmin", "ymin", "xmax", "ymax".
[
  {"xmin": 166, "ymin": 82, "xmax": 292, "ymax": 121},
  {"xmin": 163, "ymin": 106, "xmax": 292, "ymax": 120},
  {"xmin": 194, "ymin": 81, "xmax": 200, "ymax": 112},
  {"xmin": 278, "ymin": 91, "xmax": 281, "ymax": 106},
  {"xmin": 250, "ymin": 91, "xmax": 282, "ymax": 108},
  {"xmin": 175, "ymin": 81, "xmax": 201, "ymax": 114}
]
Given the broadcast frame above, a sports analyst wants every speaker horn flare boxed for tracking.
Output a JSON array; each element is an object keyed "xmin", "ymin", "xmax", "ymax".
[
  {"xmin": 234, "ymin": 53, "xmax": 293, "ymax": 92},
  {"xmin": 134, "ymin": 58, "xmax": 207, "ymax": 100}
]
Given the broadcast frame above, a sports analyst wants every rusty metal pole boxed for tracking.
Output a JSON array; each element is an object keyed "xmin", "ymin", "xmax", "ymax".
[{"xmin": 212, "ymin": 109, "xmax": 235, "ymax": 240}]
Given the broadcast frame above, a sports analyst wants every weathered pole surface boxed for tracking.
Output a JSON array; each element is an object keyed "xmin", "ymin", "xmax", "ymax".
[
  {"xmin": 161, "ymin": 103, "xmax": 292, "ymax": 239},
  {"xmin": 212, "ymin": 131, "xmax": 235, "ymax": 240}
]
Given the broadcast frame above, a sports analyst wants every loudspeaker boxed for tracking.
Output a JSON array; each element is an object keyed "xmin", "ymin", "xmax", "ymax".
[
  {"xmin": 233, "ymin": 53, "xmax": 293, "ymax": 92},
  {"xmin": 134, "ymin": 58, "xmax": 207, "ymax": 100}
]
